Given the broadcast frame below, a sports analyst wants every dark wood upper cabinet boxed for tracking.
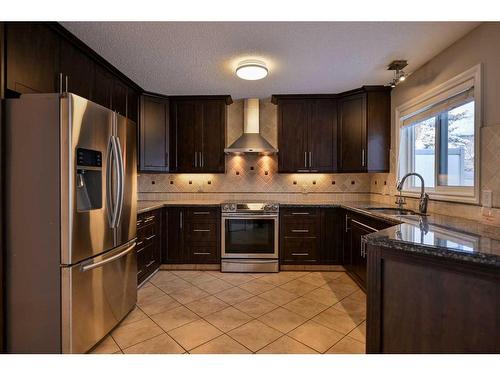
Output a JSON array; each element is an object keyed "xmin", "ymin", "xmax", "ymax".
[
  {"xmin": 6, "ymin": 22, "xmax": 60, "ymax": 94},
  {"xmin": 275, "ymin": 97, "xmax": 337, "ymax": 173},
  {"xmin": 127, "ymin": 89, "xmax": 139, "ymax": 124},
  {"xmin": 59, "ymin": 37, "xmax": 93, "ymax": 100},
  {"xmin": 338, "ymin": 87, "xmax": 391, "ymax": 172},
  {"xmin": 112, "ymin": 78, "xmax": 128, "ymax": 116},
  {"xmin": 92, "ymin": 64, "xmax": 113, "ymax": 109},
  {"xmin": 139, "ymin": 94, "xmax": 170, "ymax": 172},
  {"xmin": 170, "ymin": 96, "xmax": 230, "ymax": 173}
]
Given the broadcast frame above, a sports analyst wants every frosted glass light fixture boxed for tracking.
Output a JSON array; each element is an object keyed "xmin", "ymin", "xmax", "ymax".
[{"xmin": 236, "ymin": 59, "xmax": 268, "ymax": 80}]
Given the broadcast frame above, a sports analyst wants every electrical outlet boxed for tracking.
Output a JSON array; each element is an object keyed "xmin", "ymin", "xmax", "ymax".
[{"xmin": 482, "ymin": 189, "xmax": 492, "ymax": 208}]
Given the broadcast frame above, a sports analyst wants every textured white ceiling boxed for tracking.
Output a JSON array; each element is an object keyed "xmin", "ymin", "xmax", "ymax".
[{"xmin": 62, "ymin": 22, "xmax": 479, "ymax": 99}]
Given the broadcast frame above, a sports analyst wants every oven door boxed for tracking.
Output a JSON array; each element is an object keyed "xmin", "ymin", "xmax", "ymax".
[{"xmin": 222, "ymin": 215, "xmax": 278, "ymax": 259}]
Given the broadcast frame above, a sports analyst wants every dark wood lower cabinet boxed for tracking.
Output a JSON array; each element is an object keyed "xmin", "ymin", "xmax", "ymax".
[
  {"xmin": 136, "ymin": 209, "xmax": 162, "ymax": 285},
  {"xmin": 367, "ymin": 245, "xmax": 500, "ymax": 353},
  {"xmin": 343, "ymin": 211, "xmax": 394, "ymax": 290},
  {"xmin": 162, "ymin": 206, "xmax": 221, "ymax": 264}
]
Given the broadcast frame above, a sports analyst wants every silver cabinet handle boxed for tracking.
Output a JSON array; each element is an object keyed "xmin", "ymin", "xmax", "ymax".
[
  {"xmin": 65, "ymin": 75, "xmax": 69, "ymax": 94},
  {"xmin": 292, "ymin": 212, "xmax": 310, "ymax": 215},
  {"xmin": 146, "ymin": 260, "xmax": 155, "ymax": 267},
  {"xmin": 345, "ymin": 215, "xmax": 351, "ymax": 233},
  {"xmin": 144, "ymin": 216, "xmax": 155, "ymax": 223},
  {"xmin": 309, "ymin": 151, "xmax": 312, "ymax": 168},
  {"xmin": 291, "ymin": 253, "xmax": 309, "ymax": 256},
  {"xmin": 194, "ymin": 152, "xmax": 197, "ymax": 168},
  {"xmin": 361, "ymin": 149, "xmax": 366, "ymax": 167},
  {"xmin": 193, "ymin": 252, "xmax": 211, "ymax": 255},
  {"xmin": 361, "ymin": 237, "xmax": 367, "ymax": 258},
  {"xmin": 200, "ymin": 152, "xmax": 204, "ymax": 168},
  {"xmin": 59, "ymin": 72, "xmax": 63, "ymax": 94},
  {"xmin": 193, "ymin": 211, "xmax": 210, "ymax": 215},
  {"xmin": 304, "ymin": 152, "xmax": 307, "ymax": 168},
  {"xmin": 81, "ymin": 242, "xmax": 136, "ymax": 272},
  {"xmin": 193, "ymin": 229, "xmax": 210, "ymax": 232},
  {"xmin": 145, "ymin": 234, "xmax": 156, "ymax": 240},
  {"xmin": 180, "ymin": 211, "xmax": 183, "ymax": 229},
  {"xmin": 291, "ymin": 229, "xmax": 309, "ymax": 233}
]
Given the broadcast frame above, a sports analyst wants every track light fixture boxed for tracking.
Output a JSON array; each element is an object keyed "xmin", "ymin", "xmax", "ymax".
[{"xmin": 387, "ymin": 60, "xmax": 408, "ymax": 88}]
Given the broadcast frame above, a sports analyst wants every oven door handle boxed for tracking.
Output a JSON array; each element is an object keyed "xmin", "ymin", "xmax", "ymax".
[
  {"xmin": 222, "ymin": 259, "xmax": 278, "ymax": 264},
  {"xmin": 222, "ymin": 215, "xmax": 278, "ymax": 220}
]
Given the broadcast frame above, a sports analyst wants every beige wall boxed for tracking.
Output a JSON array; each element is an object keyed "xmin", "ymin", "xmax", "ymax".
[{"xmin": 374, "ymin": 22, "xmax": 500, "ymax": 214}]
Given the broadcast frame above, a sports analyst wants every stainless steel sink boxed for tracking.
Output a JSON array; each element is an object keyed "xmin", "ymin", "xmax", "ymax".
[{"xmin": 365, "ymin": 207, "xmax": 424, "ymax": 216}]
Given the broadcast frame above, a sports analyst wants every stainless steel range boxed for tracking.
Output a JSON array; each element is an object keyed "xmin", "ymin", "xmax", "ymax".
[{"xmin": 221, "ymin": 202, "xmax": 279, "ymax": 273}]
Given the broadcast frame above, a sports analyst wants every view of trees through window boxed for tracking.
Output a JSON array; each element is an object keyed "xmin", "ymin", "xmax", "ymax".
[{"xmin": 404, "ymin": 100, "xmax": 474, "ymax": 189}]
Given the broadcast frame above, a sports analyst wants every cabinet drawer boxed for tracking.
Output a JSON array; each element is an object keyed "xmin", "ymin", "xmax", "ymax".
[
  {"xmin": 281, "ymin": 207, "xmax": 320, "ymax": 218},
  {"xmin": 186, "ymin": 244, "xmax": 219, "ymax": 264},
  {"xmin": 185, "ymin": 207, "xmax": 220, "ymax": 221},
  {"xmin": 281, "ymin": 238, "xmax": 319, "ymax": 263},
  {"xmin": 282, "ymin": 220, "xmax": 318, "ymax": 237},
  {"xmin": 185, "ymin": 222, "xmax": 217, "ymax": 242},
  {"xmin": 137, "ymin": 211, "xmax": 159, "ymax": 229},
  {"xmin": 136, "ymin": 223, "xmax": 157, "ymax": 248}
]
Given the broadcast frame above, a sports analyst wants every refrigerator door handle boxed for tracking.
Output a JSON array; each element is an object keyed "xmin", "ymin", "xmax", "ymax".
[
  {"xmin": 106, "ymin": 136, "xmax": 115, "ymax": 228},
  {"xmin": 80, "ymin": 241, "xmax": 136, "ymax": 272},
  {"xmin": 113, "ymin": 135, "xmax": 125, "ymax": 228}
]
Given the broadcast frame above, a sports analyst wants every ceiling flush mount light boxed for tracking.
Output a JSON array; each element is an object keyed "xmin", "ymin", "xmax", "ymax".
[
  {"xmin": 387, "ymin": 60, "xmax": 408, "ymax": 88},
  {"xmin": 236, "ymin": 59, "xmax": 268, "ymax": 80}
]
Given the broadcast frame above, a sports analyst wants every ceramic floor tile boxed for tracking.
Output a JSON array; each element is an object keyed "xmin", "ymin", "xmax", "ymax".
[
  {"xmin": 119, "ymin": 306, "xmax": 148, "ymax": 326},
  {"xmin": 150, "ymin": 305, "xmax": 199, "ymax": 332},
  {"xmin": 326, "ymin": 336, "xmax": 365, "ymax": 354},
  {"xmin": 288, "ymin": 321, "xmax": 344, "ymax": 353},
  {"xmin": 332, "ymin": 297, "xmax": 366, "ymax": 319},
  {"xmin": 184, "ymin": 295, "xmax": 229, "ymax": 317},
  {"xmin": 259, "ymin": 287, "xmax": 300, "ymax": 306},
  {"xmin": 149, "ymin": 271, "xmax": 179, "ymax": 286},
  {"xmin": 282, "ymin": 296, "xmax": 329, "ymax": 318},
  {"xmin": 321, "ymin": 280, "xmax": 359, "ymax": 300},
  {"xmin": 155, "ymin": 278, "xmax": 192, "ymax": 294},
  {"xmin": 217, "ymin": 273, "xmax": 256, "ymax": 286},
  {"xmin": 238, "ymin": 279, "xmax": 276, "ymax": 295},
  {"xmin": 137, "ymin": 284, "xmax": 166, "ymax": 306},
  {"xmin": 170, "ymin": 270, "xmax": 202, "ymax": 281},
  {"xmin": 111, "ymin": 318, "xmax": 163, "ymax": 349},
  {"xmin": 234, "ymin": 296, "xmax": 279, "ymax": 318},
  {"xmin": 257, "ymin": 273, "xmax": 298, "ymax": 286},
  {"xmin": 168, "ymin": 319, "xmax": 223, "ymax": 351},
  {"xmin": 347, "ymin": 289, "xmax": 367, "ymax": 303},
  {"xmin": 169, "ymin": 285, "xmax": 209, "ymax": 304},
  {"xmin": 138, "ymin": 294, "xmax": 181, "ymax": 316},
  {"xmin": 312, "ymin": 307, "xmax": 363, "ymax": 335},
  {"xmin": 297, "ymin": 273, "xmax": 332, "ymax": 287},
  {"xmin": 197, "ymin": 278, "xmax": 234, "ymax": 294},
  {"xmin": 204, "ymin": 306, "xmax": 253, "ymax": 332},
  {"xmin": 90, "ymin": 335, "xmax": 121, "ymax": 354},
  {"xmin": 215, "ymin": 287, "xmax": 254, "ymax": 305},
  {"xmin": 347, "ymin": 321, "xmax": 366, "ymax": 343},
  {"xmin": 189, "ymin": 273, "xmax": 219, "ymax": 286},
  {"xmin": 228, "ymin": 320, "xmax": 283, "ymax": 352},
  {"xmin": 190, "ymin": 334, "xmax": 251, "ymax": 354},
  {"xmin": 123, "ymin": 333, "xmax": 185, "ymax": 354},
  {"xmin": 258, "ymin": 307, "xmax": 308, "ymax": 334},
  {"xmin": 257, "ymin": 335, "xmax": 318, "ymax": 354},
  {"xmin": 280, "ymin": 279, "xmax": 319, "ymax": 296},
  {"xmin": 303, "ymin": 286, "xmax": 342, "ymax": 306}
]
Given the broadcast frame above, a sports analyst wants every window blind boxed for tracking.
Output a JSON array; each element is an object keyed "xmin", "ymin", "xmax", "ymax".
[{"xmin": 401, "ymin": 87, "xmax": 474, "ymax": 128}]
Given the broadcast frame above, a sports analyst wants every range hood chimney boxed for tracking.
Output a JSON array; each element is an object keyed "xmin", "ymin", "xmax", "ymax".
[{"xmin": 224, "ymin": 98, "xmax": 278, "ymax": 154}]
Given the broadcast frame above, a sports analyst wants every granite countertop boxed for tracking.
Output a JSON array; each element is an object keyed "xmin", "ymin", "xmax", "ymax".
[{"xmin": 137, "ymin": 199, "xmax": 500, "ymax": 267}]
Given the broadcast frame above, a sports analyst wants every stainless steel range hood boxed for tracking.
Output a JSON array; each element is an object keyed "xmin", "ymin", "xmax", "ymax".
[{"xmin": 224, "ymin": 98, "xmax": 278, "ymax": 154}]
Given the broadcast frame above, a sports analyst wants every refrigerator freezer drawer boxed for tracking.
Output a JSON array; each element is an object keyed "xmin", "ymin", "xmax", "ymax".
[{"xmin": 61, "ymin": 240, "xmax": 137, "ymax": 354}]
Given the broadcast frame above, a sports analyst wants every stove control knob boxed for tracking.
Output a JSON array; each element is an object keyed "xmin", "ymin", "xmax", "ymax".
[
  {"xmin": 222, "ymin": 204, "xmax": 229, "ymax": 212},
  {"xmin": 272, "ymin": 204, "xmax": 279, "ymax": 211},
  {"xmin": 230, "ymin": 203, "xmax": 237, "ymax": 211}
]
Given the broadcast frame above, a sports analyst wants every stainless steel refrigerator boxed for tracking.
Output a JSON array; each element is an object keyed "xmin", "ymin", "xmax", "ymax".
[{"xmin": 5, "ymin": 93, "xmax": 137, "ymax": 353}]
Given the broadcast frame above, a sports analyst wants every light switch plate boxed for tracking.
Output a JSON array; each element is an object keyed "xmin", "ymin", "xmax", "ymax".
[{"xmin": 482, "ymin": 189, "xmax": 492, "ymax": 208}]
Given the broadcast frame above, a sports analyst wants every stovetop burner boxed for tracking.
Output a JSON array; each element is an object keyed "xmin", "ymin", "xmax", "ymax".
[{"xmin": 221, "ymin": 201, "xmax": 279, "ymax": 213}]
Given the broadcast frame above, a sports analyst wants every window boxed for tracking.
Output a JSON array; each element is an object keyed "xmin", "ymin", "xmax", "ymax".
[{"xmin": 397, "ymin": 65, "xmax": 480, "ymax": 203}]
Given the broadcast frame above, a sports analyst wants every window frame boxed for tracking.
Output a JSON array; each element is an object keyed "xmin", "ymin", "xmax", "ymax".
[{"xmin": 395, "ymin": 64, "xmax": 482, "ymax": 204}]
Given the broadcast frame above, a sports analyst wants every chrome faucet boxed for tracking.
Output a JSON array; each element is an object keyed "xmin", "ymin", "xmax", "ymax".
[{"xmin": 396, "ymin": 173, "xmax": 429, "ymax": 214}]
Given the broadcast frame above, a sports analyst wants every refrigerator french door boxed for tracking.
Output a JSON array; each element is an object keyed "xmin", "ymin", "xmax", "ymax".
[{"xmin": 5, "ymin": 93, "xmax": 137, "ymax": 354}]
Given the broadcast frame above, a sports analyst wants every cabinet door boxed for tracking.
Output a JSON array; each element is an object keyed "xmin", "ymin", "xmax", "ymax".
[
  {"xmin": 164, "ymin": 207, "xmax": 186, "ymax": 263},
  {"xmin": 93, "ymin": 64, "xmax": 113, "ymax": 109},
  {"xmin": 338, "ymin": 93, "xmax": 367, "ymax": 172},
  {"xmin": 309, "ymin": 99, "xmax": 337, "ymax": 172},
  {"xmin": 320, "ymin": 208, "xmax": 342, "ymax": 264},
  {"xmin": 6, "ymin": 23, "xmax": 60, "ymax": 94},
  {"xmin": 139, "ymin": 95, "xmax": 169, "ymax": 172},
  {"xmin": 112, "ymin": 79, "xmax": 128, "ymax": 116},
  {"xmin": 277, "ymin": 99, "xmax": 309, "ymax": 172},
  {"xmin": 348, "ymin": 219, "xmax": 373, "ymax": 286},
  {"xmin": 200, "ymin": 100, "xmax": 225, "ymax": 173},
  {"xmin": 127, "ymin": 88, "xmax": 139, "ymax": 123},
  {"xmin": 281, "ymin": 238, "xmax": 319, "ymax": 263},
  {"xmin": 171, "ymin": 100, "xmax": 199, "ymax": 172},
  {"xmin": 60, "ymin": 38, "xmax": 93, "ymax": 100}
]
